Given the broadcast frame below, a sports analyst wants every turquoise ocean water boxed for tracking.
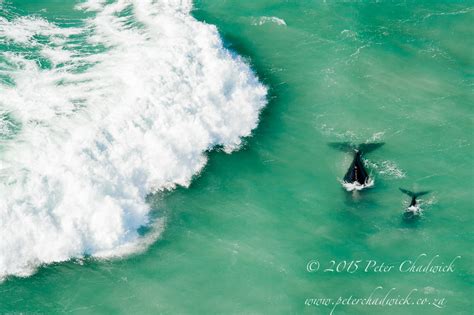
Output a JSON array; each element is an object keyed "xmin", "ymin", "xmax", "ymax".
[{"xmin": 0, "ymin": 1, "xmax": 473, "ymax": 314}]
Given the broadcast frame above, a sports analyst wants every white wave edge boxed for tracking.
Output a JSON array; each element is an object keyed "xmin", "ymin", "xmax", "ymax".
[{"xmin": 0, "ymin": 0, "xmax": 267, "ymax": 280}]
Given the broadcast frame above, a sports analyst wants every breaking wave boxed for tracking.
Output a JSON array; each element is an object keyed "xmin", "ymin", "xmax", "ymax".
[{"xmin": 0, "ymin": 0, "xmax": 267, "ymax": 279}]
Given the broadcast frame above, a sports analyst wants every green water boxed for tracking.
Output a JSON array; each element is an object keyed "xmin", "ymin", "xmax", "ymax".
[{"xmin": 1, "ymin": 1, "xmax": 473, "ymax": 314}]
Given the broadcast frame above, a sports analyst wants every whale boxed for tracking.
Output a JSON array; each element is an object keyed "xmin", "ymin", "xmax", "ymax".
[
  {"xmin": 328, "ymin": 142, "xmax": 384, "ymax": 191},
  {"xmin": 399, "ymin": 188, "xmax": 431, "ymax": 218}
]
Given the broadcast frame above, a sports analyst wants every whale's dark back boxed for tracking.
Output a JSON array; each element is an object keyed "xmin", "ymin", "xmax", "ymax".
[
  {"xmin": 328, "ymin": 142, "xmax": 384, "ymax": 185},
  {"xmin": 343, "ymin": 151, "xmax": 368, "ymax": 184}
]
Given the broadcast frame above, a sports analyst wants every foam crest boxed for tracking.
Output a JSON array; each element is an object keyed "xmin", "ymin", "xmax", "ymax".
[
  {"xmin": 0, "ymin": 16, "xmax": 79, "ymax": 44},
  {"xmin": 0, "ymin": 0, "xmax": 267, "ymax": 279}
]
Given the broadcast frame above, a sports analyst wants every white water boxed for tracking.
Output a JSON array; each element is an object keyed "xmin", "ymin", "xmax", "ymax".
[
  {"xmin": 342, "ymin": 178, "xmax": 374, "ymax": 192},
  {"xmin": 252, "ymin": 16, "xmax": 287, "ymax": 26},
  {"xmin": 0, "ymin": 0, "xmax": 267, "ymax": 279}
]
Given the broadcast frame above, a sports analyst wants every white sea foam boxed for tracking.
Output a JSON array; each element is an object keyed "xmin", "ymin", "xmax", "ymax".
[
  {"xmin": 406, "ymin": 205, "xmax": 422, "ymax": 216},
  {"xmin": 0, "ymin": 0, "xmax": 267, "ymax": 279},
  {"xmin": 341, "ymin": 178, "xmax": 374, "ymax": 192},
  {"xmin": 0, "ymin": 16, "xmax": 80, "ymax": 44},
  {"xmin": 365, "ymin": 160, "xmax": 406, "ymax": 179},
  {"xmin": 252, "ymin": 16, "xmax": 287, "ymax": 26}
]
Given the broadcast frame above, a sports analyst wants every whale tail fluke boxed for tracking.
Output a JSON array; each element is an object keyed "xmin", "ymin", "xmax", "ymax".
[
  {"xmin": 328, "ymin": 142, "xmax": 384, "ymax": 154},
  {"xmin": 328, "ymin": 142, "xmax": 354, "ymax": 152},
  {"xmin": 358, "ymin": 142, "xmax": 385, "ymax": 154},
  {"xmin": 399, "ymin": 188, "xmax": 431, "ymax": 198}
]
